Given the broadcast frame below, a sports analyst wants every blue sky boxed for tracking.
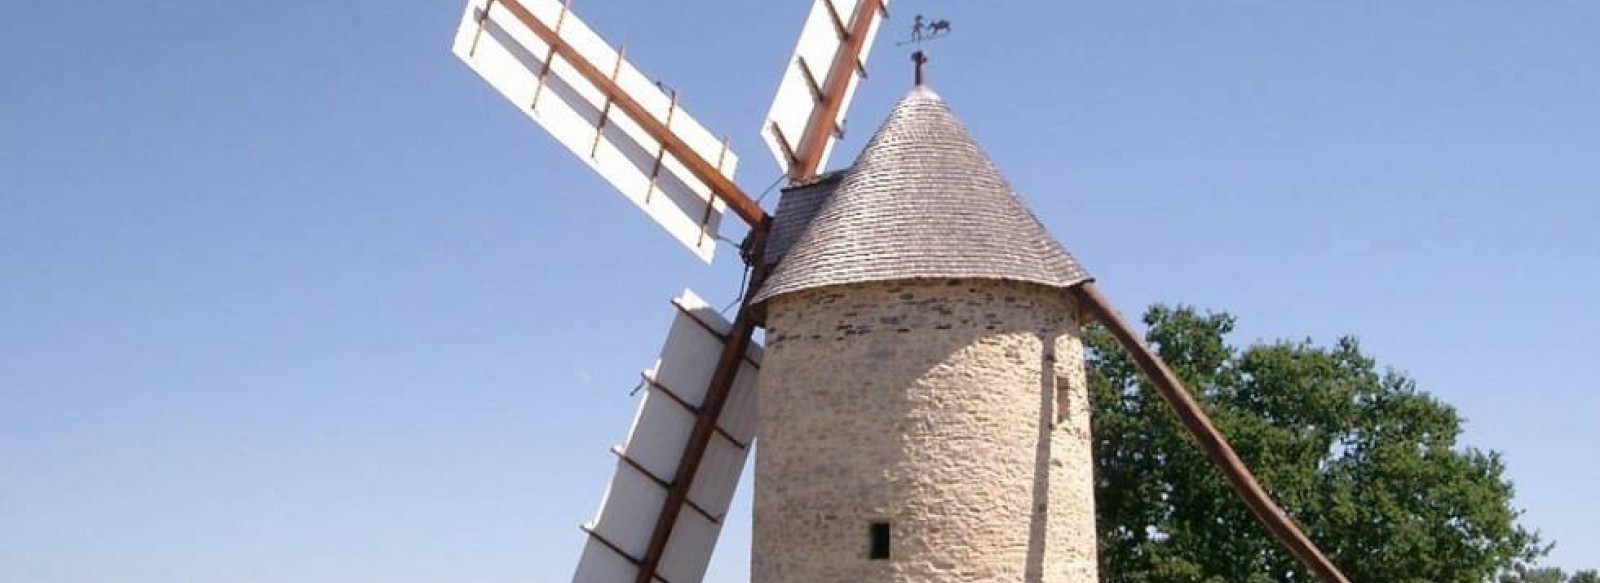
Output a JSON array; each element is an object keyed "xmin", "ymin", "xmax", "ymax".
[{"xmin": 3, "ymin": 1, "xmax": 1596, "ymax": 582}]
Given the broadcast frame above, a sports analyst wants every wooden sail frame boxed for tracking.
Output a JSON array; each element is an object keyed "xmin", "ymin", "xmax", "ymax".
[
  {"xmin": 788, "ymin": 0, "xmax": 887, "ymax": 180},
  {"xmin": 575, "ymin": 290, "xmax": 762, "ymax": 583},
  {"xmin": 453, "ymin": 0, "xmax": 763, "ymax": 264},
  {"xmin": 483, "ymin": 0, "xmax": 766, "ymax": 228},
  {"xmin": 761, "ymin": 0, "xmax": 890, "ymax": 180},
  {"xmin": 628, "ymin": 227, "xmax": 770, "ymax": 583}
]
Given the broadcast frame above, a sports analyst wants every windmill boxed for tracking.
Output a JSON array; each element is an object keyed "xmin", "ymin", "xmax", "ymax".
[{"xmin": 447, "ymin": 2, "xmax": 1356, "ymax": 583}]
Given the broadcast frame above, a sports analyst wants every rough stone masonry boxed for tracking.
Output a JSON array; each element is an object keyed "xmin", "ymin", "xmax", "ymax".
[{"xmin": 754, "ymin": 280, "xmax": 1096, "ymax": 583}]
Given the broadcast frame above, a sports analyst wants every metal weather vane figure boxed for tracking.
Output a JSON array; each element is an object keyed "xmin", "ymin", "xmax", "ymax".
[
  {"xmin": 902, "ymin": 13, "xmax": 952, "ymax": 45},
  {"xmin": 899, "ymin": 14, "xmax": 952, "ymax": 85}
]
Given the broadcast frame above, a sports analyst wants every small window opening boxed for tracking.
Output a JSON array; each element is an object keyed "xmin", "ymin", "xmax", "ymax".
[
  {"xmin": 1055, "ymin": 375, "xmax": 1072, "ymax": 425},
  {"xmin": 869, "ymin": 522, "xmax": 892, "ymax": 560}
]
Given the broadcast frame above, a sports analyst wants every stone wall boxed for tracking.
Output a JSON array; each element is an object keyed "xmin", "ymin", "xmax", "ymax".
[{"xmin": 753, "ymin": 279, "xmax": 1097, "ymax": 583}]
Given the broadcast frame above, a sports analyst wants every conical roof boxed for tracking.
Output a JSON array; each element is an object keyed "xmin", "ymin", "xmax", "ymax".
[{"xmin": 751, "ymin": 86, "xmax": 1090, "ymax": 306}]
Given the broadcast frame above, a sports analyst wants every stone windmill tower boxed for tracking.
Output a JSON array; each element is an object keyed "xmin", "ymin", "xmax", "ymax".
[
  {"xmin": 750, "ymin": 84, "xmax": 1098, "ymax": 582},
  {"xmin": 447, "ymin": 0, "xmax": 1355, "ymax": 580}
]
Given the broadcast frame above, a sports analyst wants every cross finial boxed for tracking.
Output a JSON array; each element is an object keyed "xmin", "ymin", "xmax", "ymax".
[{"xmin": 912, "ymin": 50, "xmax": 929, "ymax": 86}]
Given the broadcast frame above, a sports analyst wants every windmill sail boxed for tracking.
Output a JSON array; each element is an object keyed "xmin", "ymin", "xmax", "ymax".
[
  {"xmin": 451, "ymin": 0, "xmax": 740, "ymax": 263},
  {"xmin": 574, "ymin": 290, "xmax": 760, "ymax": 583},
  {"xmin": 761, "ymin": 0, "xmax": 890, "ymax": 177}
]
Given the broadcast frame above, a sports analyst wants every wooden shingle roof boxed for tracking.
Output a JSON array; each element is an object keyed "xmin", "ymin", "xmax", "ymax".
[
  {"xmin": 752, "ymin": 86, "xmax": 1090, "ymax": 306},
  {"xmin": 762, "ymin": 170, "xmax": 845, "ymax": 266}
]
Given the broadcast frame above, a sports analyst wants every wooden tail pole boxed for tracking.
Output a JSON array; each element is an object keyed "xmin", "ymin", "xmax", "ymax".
[{"xmin": 1070, "ymin": 282, "xmax": 1355, "ymax": 583}]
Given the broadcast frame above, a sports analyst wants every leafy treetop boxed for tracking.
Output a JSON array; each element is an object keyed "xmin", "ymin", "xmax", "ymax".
[{"xmin": 1085, "ymin": 304, "xmax": 1552, "ymax": 583}]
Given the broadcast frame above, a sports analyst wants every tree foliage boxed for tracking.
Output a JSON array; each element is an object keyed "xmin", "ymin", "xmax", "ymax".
[
  {"xmin": 1500, "ymin": 567, "xmax": 1600, "ymax": 583},
  {"xmin": 1085, "ymin": 305, "xmax": 1546, "ymax": 583}
]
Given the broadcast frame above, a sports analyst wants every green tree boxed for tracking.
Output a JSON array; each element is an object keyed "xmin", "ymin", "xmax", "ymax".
[
  {"xmin": 1505, "ymin": 568, "xmax": 1571, "ymax": 583},
  {"xmin": 1570, "ymin": 570, "xmax": 1600, "ymax": 583},
  {"xmin": 1085, "ymin": 305, "xmax": 1546, "ymax": 583},
  {"xmin": 1499, "ymin": 567, "xmax": 1600, "ymax": 583}
]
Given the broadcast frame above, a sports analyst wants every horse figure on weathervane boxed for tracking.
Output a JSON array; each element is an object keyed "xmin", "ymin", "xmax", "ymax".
[{"xmin": 904, "ymin": 14, "xmax": 952, "ymax": 45}]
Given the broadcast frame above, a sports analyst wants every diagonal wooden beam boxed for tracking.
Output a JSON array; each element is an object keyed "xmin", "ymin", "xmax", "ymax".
[
  {"xmin": 610, "ymin": 447, "xmax": 724, "ymax": 524},
  {"xmin": 631, "ymin": 221, "xmax": 772, "ymax": 583},
  {"xmin": 492, "ymin": 0, "xmax": 769, "ymax": 226},
  {"xmin": 1071, "ymin": 282, "xmax": 1355, "ymax": 583},
  {"xmin": 640, "ymin": 372, "xmax": 750, "ymax": 451},
  {"xmin": 789, "ymin": 0, "xmax": 886, "ymax": 181}
]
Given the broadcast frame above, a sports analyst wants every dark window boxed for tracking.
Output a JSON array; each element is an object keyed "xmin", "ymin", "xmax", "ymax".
[
  {"xmin": 1055, "ymin": 375, "xmax": 1072, "ymax": 425},
  {"xmin": 869, "ymin": 522, "xmax": 891, "ymax": 560}
]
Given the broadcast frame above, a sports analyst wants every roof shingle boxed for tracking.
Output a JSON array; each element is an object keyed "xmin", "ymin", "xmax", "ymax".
[
  {"xmin": 763, "ymin": 171, "xmax": 844, "ymax": 265},
  {"xmin": 751, "ymin": 86, "xmax": 1090, "ymax": 306}
]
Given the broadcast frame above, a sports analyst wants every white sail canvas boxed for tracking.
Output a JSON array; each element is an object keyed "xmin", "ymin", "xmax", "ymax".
[
  {"xmin": 451, "ymin": 0, "xmax": 739, "ymax": 263},
  {"xmin": 572, "ymin": 290, "xmax": 759, "ymax": 583},
  {"xmin": 760, "ymin": 0, "xmax": 889, "ymax": 174}
]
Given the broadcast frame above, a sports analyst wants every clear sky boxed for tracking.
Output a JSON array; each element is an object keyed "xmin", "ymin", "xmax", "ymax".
[{"xmin": 3, "ymin": 1, "xmax": 1596, "ymax": 582}]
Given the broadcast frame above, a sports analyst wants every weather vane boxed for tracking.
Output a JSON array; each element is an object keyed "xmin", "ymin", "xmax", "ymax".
[
  {"xmin": 903, "ymin": 14, "xmax": 953, "ymax": 45},
  {"xmin": 900, "ymin": 14, "xmax": 952, "ymax": 85}
]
